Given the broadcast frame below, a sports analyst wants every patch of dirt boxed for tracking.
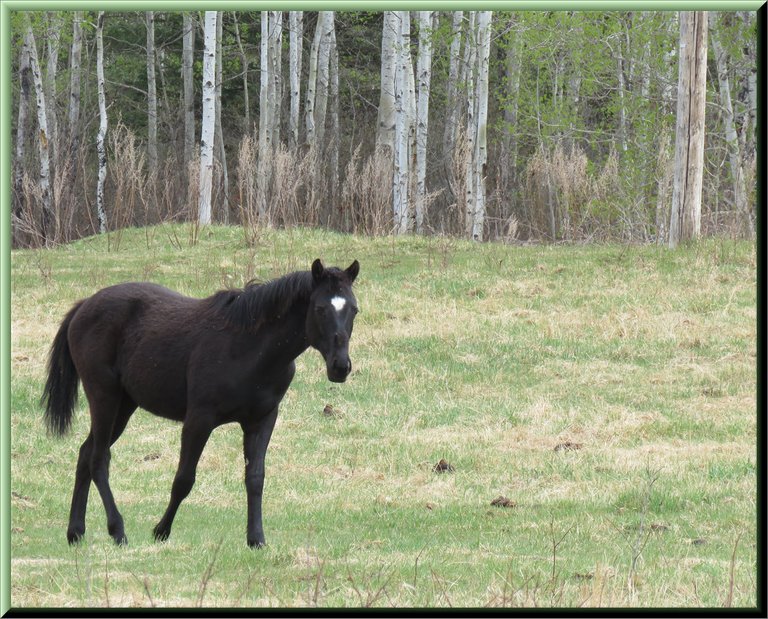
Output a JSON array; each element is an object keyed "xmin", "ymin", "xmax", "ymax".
[
  {"xmin": 322, "ymin": 404, "xmax": 341, "ymax": 417},
  {"xmin": 142, "ymin": 452, "xmax": 161, "ymax": 462}
]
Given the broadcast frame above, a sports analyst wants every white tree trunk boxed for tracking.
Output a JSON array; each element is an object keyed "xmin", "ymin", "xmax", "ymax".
[
  {"xmin": 463, "ymin": 11, "xmax": 477, "ymax": 237},
  {"xmin": 146, "ymin": 12, "xmax": 158, "ymax": 171},
  {"xmin": 414, "ymin": 11, "xmax": 434, "ymax": 234},
  {"xmin": 182, "ymin": 12, "xmax": 196, "ymax": 167},
  {"xmin": 95, "ymin": 11, "xmax": 108, "ymax": 235},
  {"xmin": 392, "ymin": 11, "xmax": 411, "ymax": 235},
  {"xmin": 470, "ymin": 11, "xmax": 492, "ymax": 241},
  {"xmin": 198, "ymin": 11, "xmax": 218, "ymax": 226},
  {"xmin": 709, "ymin": 12, "xmax": 750, "ymax": 237},
  {"xmin": 258, "ymin": 11, "xmax": 272, "ymax": 222},
  {"xmin": 25, "ymin": 15, "xmax": 54, "ymax": 241},
  {"xmin": 443, "ymin": 11, "xmax": 463, "ymax": 160},
  {"xmin": 305, "ymin": 12, "xmax": 323, "ymax": 147},
  {"xmin": 377, "ymin": 11, "xmax": 398, "ymax": 153},
  {"xmin": 329, "ymin": 25, "xmax": 340, "ymax": 208},
  {"xmin": 314, "ymin": 11, "xmax": 334, "ymax": 151},
  {"xmin": 67, "ymin": 11, "xmax": 83, "ymax": 155},
  {"xmin": 669, "ymin": 11, "xmax": 707, "ymax": 248},
  {"xmin": 270, "ymin": 11, "xmax": 283, "ymax": 148},
  {"xmin": 289, "ymin": 11, "xmax": 303, "ymax": 148}
]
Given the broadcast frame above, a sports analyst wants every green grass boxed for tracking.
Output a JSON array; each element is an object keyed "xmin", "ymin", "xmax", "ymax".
[{"xmin": 9, "ymin": 225, "xmax": 758, "ymax": 608}]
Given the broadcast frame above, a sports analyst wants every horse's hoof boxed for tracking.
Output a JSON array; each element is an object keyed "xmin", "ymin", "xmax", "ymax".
[
  {"xmin": 67, "ymin": 529, "xmax": 85, "ymax": 545},
  {"xmin": 153, "ymin": 525, "xmax": 170, "ymax": 542},
  {"xmin": 113, "ymin": 533, "xmax": 128, "ymax": 546},
  {"xmin": 247, "ymin": 538, "xmax": 266, "ymax": 549}
]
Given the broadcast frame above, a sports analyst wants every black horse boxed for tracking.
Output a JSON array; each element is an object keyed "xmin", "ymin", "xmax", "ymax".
[{"xmin": 41, "ymin": 259, "xmax": 360, "ymax": 547}]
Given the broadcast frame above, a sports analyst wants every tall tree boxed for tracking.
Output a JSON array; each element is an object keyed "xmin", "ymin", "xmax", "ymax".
[
  {"xmin": 25, "ymin": 14, "xmax": 54, "ymax": 242},
  {"xmin": 414, "ymin": 11, "xmax": 434, "ymax": 234},
  {"xmin": 45, "ymin": 12, "xmax": 62, "ymax": 168},
  {"xmin": 288, "ymin": 11, "xmax": 303, "ymax": 148},
  {"xmin": 269, "ymin": 11, "xmax": 283, "ymax": 147},
  {"xmin": 146, "ymin": 12, "xmax": 158, "ymax": 171},
  {"xmin": 198, "ymin": 11, "xmax": 218, "ymax": 226},
  {"xmin": 182, "ymin": 12, "xmax": 195, "ymax": 168},
  {"xmin": 466, "ymin": 11, "xmax": 492, "ymax": 241},
  {"xmin": 377, "ymin": 11, "xmax": 398, "ymax": 153},
  {"xmin": 669, "ymin": 11, "xmax": 707, "ymax": 248},
  {"xmin": 392, "ymin": 11, "xmax": 411, "ymax": 234},
  {"xmin": 95, "ymin": 11, "xmax": 108, "ymax": 234},
  {"xmin": 709, "ymin": 12, "xmax": 750, "ymax": 237}
]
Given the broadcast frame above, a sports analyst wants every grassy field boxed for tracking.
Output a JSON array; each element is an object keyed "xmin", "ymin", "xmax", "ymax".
[{"xmin": 9, "ymin": 225, "xmax": 758, "ymax": 608}]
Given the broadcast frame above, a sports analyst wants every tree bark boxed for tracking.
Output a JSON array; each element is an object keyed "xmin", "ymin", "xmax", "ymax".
[
  {"xmin": 463, "ymin": 12, "xmax": 476, "ymax": 237},
  {"xmin": 182, "ymin": 12, "xmax": 196, "ymax": 168},
  {"xmin": 415, "ymin": 11, "xmax": 434, "ymax": 234},
  {"xmin": 258, "ymin": 11, "xmax": 272, "ymax": 222},
  {"xmin": 377, "ymin": 11, "xmax": 398, "ymax": 154},
  {"xmin": 95, "ymin": 11, "xmax": 108, "ymax": 235},
  {"xmin": 270, "ymin": 11, "xmax": 283, "ymax": 148},
  {"xmin": 470, "ymin": 11, "xmax": 492, "ymax": 241},
  {"xmin": 288, "ymin": 11, "xmax": 303, "ymax": 148},
  {"xmin": 392, "ymin": 11, "xmax": 410, "ymax": 235},
  {"xmin": 329, "ymin": 25, "xmax": 340, "ymax": 212},
  {"xmin": 198, "ymin": 11, "xmax": 218, "ymax": 226},
  {"xmin": 709, "ymin": 12, "xmax": 750, "ymax": 238},
  {"xmin": 669, "ymin": 11, "xmax": 707, "ymax": 248},
  {"xmin": 25, "ymin": 15, "xmax": 54, "ymax": 242},
  {"xmin": 314, "ymin": 11, "xmax": 334, "ymax": 151},
  {"xmin": 146, "ymin": 12, "xmax": 158, "ymax": 171},
  {"xmin": 305, "ymin": 12, "xmax": 323, "ymax": 147}
]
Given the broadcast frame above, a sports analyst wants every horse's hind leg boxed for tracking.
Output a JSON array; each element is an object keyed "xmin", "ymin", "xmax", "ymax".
[{"xmin": 68, "ymin": 391, "xmax": 136, "ymax": 546}]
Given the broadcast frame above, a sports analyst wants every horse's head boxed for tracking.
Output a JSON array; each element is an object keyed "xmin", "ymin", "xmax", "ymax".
[{"xmin": 306, "ymin": 259, "xmax": 360, "ymax": 383}]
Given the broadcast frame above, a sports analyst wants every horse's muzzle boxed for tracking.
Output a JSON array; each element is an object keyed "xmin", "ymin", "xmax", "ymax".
[{"xmin": 327, "ymin": 356, "xmax": 352, "ymax": 383}]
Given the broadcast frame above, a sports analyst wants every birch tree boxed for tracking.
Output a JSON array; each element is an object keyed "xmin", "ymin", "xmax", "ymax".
[
  {"xmin": 146, "ymin": 12, "xmax": 158, "ymax": 171},
  {"xmin": 392, "ymin": 11, "xmax": 411, "ymax": 235},
  {"xmin": 414, "ymin": 11, "xmax": 434, "ymax": 233},
  {"xmin": 709, "ymin": 12, "xmax": 750, "ymax": 237},
  {"xmin": 182, "ymin": 12, "xmax": 195, "ymax": 168},
  {"xmin": 288, "ymin": 11, "xmax": 303, "ymax": 148},
  {"xmin": 669, "ymin": 11, "xmax": 707, "ymax": 248},
  {"xmin": 95, "ymin": 11, "xmax": 108, "ymax": 234},
  {"xmin": 258, "ymin": 11, "xmax": 273, "ymax": 222},
  {"xmin": 269, "ymin": 11, "xmax": 283, "ymax": 147},
  {"xmin": 198, "ymin": 11, "xmax": 218, "ymax": 226},
  {"xmin": 376, "ymin": 11, "xmax": 398, "ymax": 153},
  {"xmin": 24, "ymin": 15, "xmax": 54, "ymax": 242},
  {"xmin": 466, "ymin": 11, "xmax": 492, "ymax": 241}
]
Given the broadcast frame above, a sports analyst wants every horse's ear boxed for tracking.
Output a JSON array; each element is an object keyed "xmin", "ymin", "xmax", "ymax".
[
  {"xmin": 345, "ymin": 260, "xmax": 360, "ymax": 283},
  {"xmin": 311, "ymin": 259, "xmax": 325, "ymax": 284}
]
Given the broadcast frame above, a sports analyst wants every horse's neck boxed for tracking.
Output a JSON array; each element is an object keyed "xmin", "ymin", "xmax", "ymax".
[{"xmin": 258, "ymin": 300, "xmax": 310, "ymax": 363}]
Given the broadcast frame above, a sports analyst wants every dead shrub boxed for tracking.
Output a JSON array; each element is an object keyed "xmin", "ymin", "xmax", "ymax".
[{"xmin": 340, "ymin": 145, "xmax": 393, "ymax": 236}]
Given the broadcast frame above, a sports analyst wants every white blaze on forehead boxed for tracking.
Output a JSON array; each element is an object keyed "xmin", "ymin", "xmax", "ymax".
[{"xmin": 330, "ymin": 296, "xmax": 346, "ymax": 312}]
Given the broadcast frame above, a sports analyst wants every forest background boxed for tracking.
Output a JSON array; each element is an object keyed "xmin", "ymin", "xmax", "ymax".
[{"xmin": 9, "ymin": 8, "xmax": 759, "ymax": 248}]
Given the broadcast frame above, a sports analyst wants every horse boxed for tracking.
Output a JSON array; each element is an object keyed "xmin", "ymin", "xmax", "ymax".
[{"xmin": 41, "ymin": 258, "xmax": 360, "ymax": 548}]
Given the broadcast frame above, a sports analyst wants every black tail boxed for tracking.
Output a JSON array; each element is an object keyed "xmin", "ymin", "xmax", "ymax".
[{"xmin": 41, "ymin": 301, "xmax": 84, "ymax": 437}]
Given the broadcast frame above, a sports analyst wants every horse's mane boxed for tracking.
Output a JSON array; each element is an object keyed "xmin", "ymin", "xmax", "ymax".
[{"xmin": 200, "ymin": 267, "xmax": 351, "ymax": 332}]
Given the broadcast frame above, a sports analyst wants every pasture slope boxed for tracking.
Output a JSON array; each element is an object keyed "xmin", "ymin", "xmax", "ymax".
[{"xmin": 9, "ymin": 225, "xmax": 758, "ymax": 609}]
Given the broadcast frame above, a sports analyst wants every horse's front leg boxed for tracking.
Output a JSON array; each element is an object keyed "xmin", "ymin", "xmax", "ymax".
[
  {"xmin": 153, "ymin": 413, "xmax": 215, "ymax": 542},
  {"xmin": 242, "ymin": 407, "xmax": 279, "ymax": 548}
]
